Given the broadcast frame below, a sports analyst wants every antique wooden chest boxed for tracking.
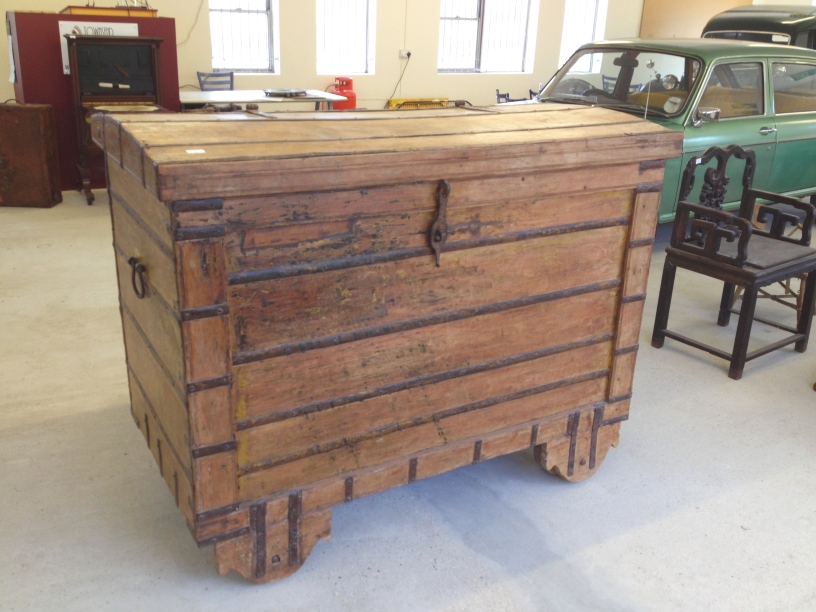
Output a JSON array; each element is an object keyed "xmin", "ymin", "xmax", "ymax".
[
  {"xmin": 92, "ymin": 105, "xmax": 681, "ymax": 583},
  {"xmin": 0, "ymin": 103, "xmax": 61, "ymax": 208}
]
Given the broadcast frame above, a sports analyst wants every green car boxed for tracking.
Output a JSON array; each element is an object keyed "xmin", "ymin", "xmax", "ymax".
[{"xmin": 534, "ymin": 39, "xmax": 816, "ymax": 223}]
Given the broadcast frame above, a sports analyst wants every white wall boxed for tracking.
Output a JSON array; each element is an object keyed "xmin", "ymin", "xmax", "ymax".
[{"xmin": 1, "ymin": 0, "xmax": 644, "ymax": 108}]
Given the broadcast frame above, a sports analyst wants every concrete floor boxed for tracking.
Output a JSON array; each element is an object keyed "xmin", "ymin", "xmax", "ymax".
[{"xmin": 2, "ymin": 191, "xmax": 816, "ymax": 612}]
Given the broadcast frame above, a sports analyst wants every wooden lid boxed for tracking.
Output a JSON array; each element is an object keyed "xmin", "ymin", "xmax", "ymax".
[{"xmin": 92, "ymin": 104, "xmax": 683, "ymax": 202}]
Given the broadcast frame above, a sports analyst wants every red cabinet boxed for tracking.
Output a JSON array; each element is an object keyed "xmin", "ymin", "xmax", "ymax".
[{"xmin": 6, "ymin": 11, "xmax": 180, "ymax": 192}]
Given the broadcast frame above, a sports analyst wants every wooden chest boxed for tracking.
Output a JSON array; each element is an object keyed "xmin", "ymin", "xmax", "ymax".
[
  {"xmin": 0, "ymin": 104, "xmax": 61, "ymax": 208},
  {"xmin": 92, "ymin": 105, "xmax": 681, "ymax": 583}
]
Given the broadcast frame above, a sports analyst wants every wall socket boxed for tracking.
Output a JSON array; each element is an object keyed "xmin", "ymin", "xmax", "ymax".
[{"xmin": 399, "ymin": 49, "xmax": 412, "ymax": 59}]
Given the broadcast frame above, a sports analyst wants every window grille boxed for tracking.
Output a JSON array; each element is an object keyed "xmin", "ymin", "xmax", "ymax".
[
  {"xmin": 316, "ymin": 0, "xmax": 377, "ymax": 75},
  {"xmin": 209, "ymin": 0, "xmax": 280, "ymax": 73},
  {"xmin": 558, "ymin": 0, "xmax": 608, "ymax": 73},
  {"xmin": 438, "ymin": 0, "xmax": 538, "ymax": 73}
]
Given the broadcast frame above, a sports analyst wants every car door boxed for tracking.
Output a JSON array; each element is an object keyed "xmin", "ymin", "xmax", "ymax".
[
  {"xmin": 680, "ymin": 59, "xmax": 777, "ymax": 211},
  {"xmin": 768, "ymin": 59, "xmax": 816, "ymax": 196}
]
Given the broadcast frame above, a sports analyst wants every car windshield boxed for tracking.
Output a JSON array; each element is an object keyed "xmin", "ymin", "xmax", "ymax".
[{"xmin": 540, "ymin": 49, "xmax": 703, "ymax": 118}]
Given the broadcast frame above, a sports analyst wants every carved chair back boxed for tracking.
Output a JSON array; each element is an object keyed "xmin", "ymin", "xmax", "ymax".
[
  {"xmin": 672, "ymin": 144, "xmax": 814, "ymax": 269},
  {"xmin": 678, "ymin": 144, "xmax": 756, "ymax": 211}
]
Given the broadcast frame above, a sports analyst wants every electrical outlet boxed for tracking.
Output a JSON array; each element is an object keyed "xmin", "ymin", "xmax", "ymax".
[{"xmin": 399, "ymin": 49, "xmax": 412, "ymax": 60}]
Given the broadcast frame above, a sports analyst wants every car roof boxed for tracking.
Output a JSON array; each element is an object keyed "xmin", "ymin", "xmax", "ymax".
[
  {"xmin": 703, "ymin": 5, "xmax": 816, "ymax": 37},
  {"xmin": 579, "ymin": 38, "xmax": 816, "ymax": 61}
]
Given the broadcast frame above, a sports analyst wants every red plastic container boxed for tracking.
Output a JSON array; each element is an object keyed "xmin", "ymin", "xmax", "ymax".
[{"xmin": 329, "ymin": 76, "xmax": 356, "ymax": 110}]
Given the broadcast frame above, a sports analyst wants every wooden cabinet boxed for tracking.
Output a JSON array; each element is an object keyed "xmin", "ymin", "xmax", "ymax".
[
  {"xmin": 66, "ymin": 35, "xmax": 163, "ymax": 204},
  {"xmin": 92, "ymin": 105, "xmax": 682, "ymax": 583},
  {"xmin": 0, "ymin": 104, "xmax": 61, "ymax": 208}
]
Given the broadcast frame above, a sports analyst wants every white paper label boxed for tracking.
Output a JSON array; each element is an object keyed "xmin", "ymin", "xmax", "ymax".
[
  {"xmin": 186, "ymin": 149, "xmax": 206, "ymax": 154},
  {"xmin": 59, "ymin": 22, "xmax": 139, "ymax": 75},
  {"xmin": 8, "ymin": 35, "xmax": 15, "ymax": 84}
]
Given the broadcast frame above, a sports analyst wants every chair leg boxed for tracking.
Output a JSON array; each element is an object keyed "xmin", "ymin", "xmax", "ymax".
[
  {"xmin": 718, "ymin": 283, "xmax": 736, "ymax": 327},
  {"xmin": 651, "ymin": 260, "xmax": 677, "ymax": 349},
  {"xmin": 729, "ymin": 284, "xmax": 758, "ymax": 380},
  {"xmin": 795, "ymin": 272, "xmax": 816, "ymax": 353}
]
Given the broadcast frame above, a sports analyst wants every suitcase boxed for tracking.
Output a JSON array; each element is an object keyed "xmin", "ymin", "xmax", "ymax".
[
  {"xmin": 0, "ymin": 103, "xmax": 61, "ymax": 208},
  {"xmin": 91, "ymin": 105, "xmax": 682, "ymax": 583}
]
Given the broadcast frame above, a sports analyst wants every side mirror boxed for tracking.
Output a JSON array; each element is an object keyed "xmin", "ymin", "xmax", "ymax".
[{"xmin": 692, "ymin": 107, "xmax": 721, "ymax": 127}]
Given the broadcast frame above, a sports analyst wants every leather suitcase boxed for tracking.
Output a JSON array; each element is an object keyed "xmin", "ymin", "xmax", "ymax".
[{"xmin": 0, "ymin": 103, "xmax": 61, "ymax": 207}]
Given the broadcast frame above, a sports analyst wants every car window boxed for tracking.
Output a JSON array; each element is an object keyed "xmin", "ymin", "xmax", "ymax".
[
  {"xmin": 773, "ymin": 62, "xmax": 816, "ymax": 114},
  {"xmin": 540, "ymin": 49, "xmax": 701, "ymax": 117},
  {"xmin": 698, "ymin": 62, "xmax": 764, "ymax": 119},
  {"xmin": 793, "ymin": 32, "xmax": 811, "ymax": 48}
]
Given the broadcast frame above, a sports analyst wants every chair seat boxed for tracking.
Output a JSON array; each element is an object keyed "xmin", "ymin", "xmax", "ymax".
[{"xmin": 719, "ymin": 235, "xmax": 816, "ymax": 270}]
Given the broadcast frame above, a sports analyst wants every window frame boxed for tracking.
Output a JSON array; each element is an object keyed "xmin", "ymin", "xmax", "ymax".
[
  {"xmin": 557, "ymin": 0, "xmax": 608, "ymax": 73},
  {"xmin": 437, "ymin": 0, "xmax": 536, "ymax": 74},
  {"xmin": 771, "ymin": 59, "xmax": 816, "ymax": 116},
  {"xmin": 209, "ymin": 0, "xmax": 280, "ymax": 74},
  {"xmin": 315, "ymin": 0, "xmax": 377, "ymax": 76},
  {"xmin": 688, "ymin": 58, "xmax": 769, "ymax": 124}
]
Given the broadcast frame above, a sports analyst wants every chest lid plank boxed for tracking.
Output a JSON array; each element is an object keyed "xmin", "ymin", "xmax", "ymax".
[{"xmin": 92, "ymin": 105, "xmax": 682, "ymax": 202}]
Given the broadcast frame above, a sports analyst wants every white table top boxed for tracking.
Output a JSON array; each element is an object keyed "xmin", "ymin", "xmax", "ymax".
[{"xmin": 179, "ymin": 89, "xmax": 346, "ymax": 104}]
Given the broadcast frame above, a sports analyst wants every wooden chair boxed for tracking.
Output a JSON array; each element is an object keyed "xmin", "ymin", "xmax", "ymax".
[
  {"xmin": 652, "ymin": 145, "xmax": 816, "ymax": 379},
  {"xmin": 197, "ymin": 71, "xmax": 234, "ymax": 91}
]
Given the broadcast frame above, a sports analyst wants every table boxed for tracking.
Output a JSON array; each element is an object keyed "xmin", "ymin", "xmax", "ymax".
[{"xmin": 179, "ymin": 89, "xmax": 346, "ymax": 111}]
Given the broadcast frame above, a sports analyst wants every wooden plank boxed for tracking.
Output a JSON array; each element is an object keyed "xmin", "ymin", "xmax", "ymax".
[
  {"xmin": 111, "ymin": 197, "xmax": 179, "ymax": 312},
  {"xmin": 621, "ymin": 245, "xmax": 654, "ymax": 297},
  {"xmin": 101, "ymin": 103, "xmax": 573, "ymax": 126},
  {"xmin": 480, "ymin": 428, "xmax": 533, "ymax": 462},
  {"xmin": 183, "ymin": 315, "xmax": 230, "ymax": 383},
  {"xmin": 630, "ymin": 190, "xmax": 662, "ymax": 242},
  {"xmin": 210, "ymin": 177, "xmax": 636, "ymax": 239},
  {"xmin": 176, "ymin": 239, "xmax": 228, "ymax": 310},
  {"xmin": 189, "ymin": 385, "xmax": 233, "ymax": 447},
  {"xmin": 609, "ymin": 350, "xmax": 638, "ymax": 399},
  {"xmin": 121, "ymin": 127, "xmax": 145, "ymax": 185},
  {"xmin": 122, "ymin": 313, "xmax": 190, "ymax": 469},
  {"xmin": 194, "ymin": 452, "xmax": 237, "ymax": 513},
  {"xmin": 224, "ymin": 186, "xmax": 635, "ymax": 273},
  {"xmin": 126, "ymin": 106, "xmax": 646, "ymax": 148},
  {"xmin": 237, "ymin": 341, "xmax": 612, "ymax": 465},
  {"xmin": 415, "ymin": 445, "xmax": 474, "ymax": 481},
  {"xmin": 237, "ymin": 378, "xmax": 606, "ymax": 499},
  {"xmin": 605, "ymin": 398, "xmax": 631, "ymax": 422},
  {"xmin": 351, "ymin": 463, "xmax": 410, "ymax": 500},
  {"xmin": 108, "ymin": 159, "xmax": 174, "ymax": 250},
  {"xmin": 302, "ymin": 479, "xmax": 346, "ymax": 514},
  {"xmin": 231, "ymin": 225, "xmax": 627, "ymax": 354},
  {"xmin": 154, "ymin": 128, "xmax": 682, "ymax": 201},
  {"xmin": 114, "ymin": 251, "xmax": 184, "ymax": 391},
  {"xmin": 234, "ymin": 287, "xmax": 619, "ymax": 422},
  {"xmin": 130, "ymin": 373, "xmax": 195, "ymax": 525},
  {"xmin": 196, "ymin": 507, "xmax": 249, "ymax": 543},
  {"xmin": 102, "ymin": 116, "xmax": 121, "ymax": 163},
  {"xmin": 615, "ymin": 299, "xmax": 646, "ymax": 350},
  {"xmin": 148, "ymin": 117, "xmax": 674, "ymax": 164}
]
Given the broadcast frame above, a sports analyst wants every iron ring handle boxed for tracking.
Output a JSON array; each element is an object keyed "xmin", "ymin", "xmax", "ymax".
[{"xmin": 128, "ymin": 257, "xmax": 147, "ymax": 299}]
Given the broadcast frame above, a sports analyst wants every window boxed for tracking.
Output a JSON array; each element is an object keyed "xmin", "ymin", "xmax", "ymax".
[
  {"xmin": 698, "ymin": 62, "xmax": 764, "ymax": 119},
  {"xmin": 558, "ymin": 0, "xmax": 608, "ymax": 72},
  {"xmin": 773, "ymin": 62, "xmax": 816, "ymax": 114},
  {"xmin": 437, "ymin": 0, "xmax": 539, "ymax": 73},
  {"xmin": 316, "ymin": 0, "xmax": 377, "ymax": 75},
  {"xmin": 209, "ymin": 0, "xmax": 280, "ymax": 73}
]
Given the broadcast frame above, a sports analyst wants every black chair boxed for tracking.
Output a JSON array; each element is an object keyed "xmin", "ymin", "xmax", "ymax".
[
  {"xmin": 496, "ymin": 89, "xmax": 525, "ymax": 104},
  {"xmin": 197, "ymin": 71, "xmax": 234, "ymax": 91},
  {"xmin": 652, "ymin": 145, "xmax": 816, "ymax": 379}
]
